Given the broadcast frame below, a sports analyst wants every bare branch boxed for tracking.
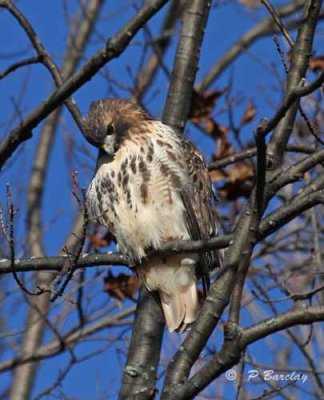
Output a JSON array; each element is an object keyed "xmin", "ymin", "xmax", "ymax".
[
  {"xmin": 208, "ymin": 144, "xmax": 318, "ymax": 170},
  {"xmin": 119, "ymin": 288, "xmax": 164, "ymax": 400},
  {"xmin": 0, "ymin": 235, "xmax": 230, "ymax": 274},
  {"xmin": 0, "ymin": 0, "xmax": 170, "ymax": 171},
  {"xmin": 197, "ymin": 0, "xmax": 306, "ymax": 91},
  {"xmin": 260, "ymin": 0, "xmax": 295, "ymax": 47},
  {"xmin": 259, "ymin": 189, "xmax": 324, "ymax": 240},
  {"xmin": 172, "ymin": 306, "xmax": 324, "ymax": 399},
  {"xmin": 0, "ymin": 0, "xmax": 84, "ymax": 132},
  {"xmin": 162, "ymin": 0, "xmax": 212, "ymax": 130},
  {"xmin": 134, "ymin": 0, "xmax": 186, "ymax": 100},
  {"xmin": 0, "ymin": 306, "xmax": 135, "ymax": 373},
  {"xmin": 267, "ymin": 0, "xmax": 323, "ymax": 168},
  {"xmin": 269, "ymin": 148, "xmax": 324, "ymax": 194},
  {"xmin": 241, "ymin": 306, "xmax": 324, "ymax": 346},
  {"xmin": 0, "ymin": 56, "xmax": 41, "ymax": 80},
  {"xmin": 257, "ymin": 71, "xmax": 324, "ymax": 141}
]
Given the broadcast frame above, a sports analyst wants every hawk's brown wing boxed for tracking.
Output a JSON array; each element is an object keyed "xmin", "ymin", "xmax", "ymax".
[{"xmin": 179, "ymin": 135, "xmax": 223, "ymax": 292}]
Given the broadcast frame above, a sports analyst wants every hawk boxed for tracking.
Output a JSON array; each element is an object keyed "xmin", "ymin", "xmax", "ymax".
[{"xmin": 85, "ymin": 99, "xmax": 223, "ymax": 332}]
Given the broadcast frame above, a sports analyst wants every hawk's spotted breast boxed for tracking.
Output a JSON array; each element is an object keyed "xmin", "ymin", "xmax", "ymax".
[{"xmin": 86, "ymin": 98, "xmax": 223, "ymax": 332}]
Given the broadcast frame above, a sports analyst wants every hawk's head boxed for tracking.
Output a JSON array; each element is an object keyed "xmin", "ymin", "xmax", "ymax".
[{"xmin": 84, "ymin": 98, "xmax": 151, "ymax": 155}]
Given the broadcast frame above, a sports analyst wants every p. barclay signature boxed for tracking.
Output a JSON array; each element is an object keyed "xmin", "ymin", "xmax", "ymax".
[{"xmin": 247, "ymin": 369, "xmax": 308, "ymax": 383}]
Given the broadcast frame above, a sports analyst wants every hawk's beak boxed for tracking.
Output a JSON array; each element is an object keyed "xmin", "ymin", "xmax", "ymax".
[{"xmin": 101, "ymin": 136, "xmax": 115, "ymax": 155}]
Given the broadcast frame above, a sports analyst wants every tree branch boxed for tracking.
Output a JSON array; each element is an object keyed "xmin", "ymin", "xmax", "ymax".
[
  {"xmin": 208, "ymin": 144, "xmax": 318, "ymax": 170},
  {"xmin": 269, "ymin": 148, "xmax": 324, "ymax": 194},
  {"xmin": 1, "ymin": 180, "xmax": 322, "ymax": 277},
  {"xmin": 134, "ymin": 0, "xmax": 186, "ymax": 101},
  {"xmin": 171, "ymin": 306, "xmax": 324, "ymax": 399},
  {"xmin": 259, "ymin": 189, "xmax": 324, "ymax": 240},
  {"xmin": 266, "ymin": 0, "xmax": 323, "ymax": 169},
  {"xmin": 0, "ymin": 56, "xmax": 41, "ymax": 80},
  {"xmin": 119, "ymin": 288, "xmax": 165, "ymax": 400},
  {"xmin": 0, "ymin": 306, "xmax": 135, "ymax": 373},
  {"xmin": 0, "ymin": 0, "xmax": 170, "ymax": 172},
  {"xmin": 256, "ymin": 71, "xmax": 324, "ymax": 141},
  {"xmin": 197, "ymin": 0, "xmax": 306, "ymax": 91},
  {"xmin": 0, "ymin": 235, "xmax": 231, "ymax": 274},
  {"xmin": 0, "ymin": 0, "xmax": 84, "ymax": 133},
  {"xmin": 162, "ymin": 0, "xmax": 212, "ymax": 130},
  {"xmin": 241, "ymin": 306, "xmax": 324, "ymax": 346}
]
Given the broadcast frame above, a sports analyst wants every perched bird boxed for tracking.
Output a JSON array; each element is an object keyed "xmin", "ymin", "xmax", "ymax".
[{"xmin": 85, "ymin": 99, "xmax": 223, "ymax": 332}]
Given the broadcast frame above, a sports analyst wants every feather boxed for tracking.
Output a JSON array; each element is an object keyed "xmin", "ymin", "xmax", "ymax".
[
  {"xmin": 179, "ymin": 135, "xmax": 223, "ymax": 293},
  {"xmin": 160, "ymin": 281, "xmax": 199, "ymax": 332}
]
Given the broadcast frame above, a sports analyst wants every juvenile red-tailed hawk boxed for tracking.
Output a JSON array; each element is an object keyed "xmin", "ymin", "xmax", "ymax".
[{"xmin": 85, "ymin": 99, "xmax": 223, "ymax": 332}]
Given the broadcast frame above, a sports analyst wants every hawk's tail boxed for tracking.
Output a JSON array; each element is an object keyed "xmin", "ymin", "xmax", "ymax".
[
  {"xmin": 160, "ymin": 282, "xmax": 199, "ymax": 333},
  {"xmin": 138, "ymin": 255, "xmax": 199, "ymax": 332}
]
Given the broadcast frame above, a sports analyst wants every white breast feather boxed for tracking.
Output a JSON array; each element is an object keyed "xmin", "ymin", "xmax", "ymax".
[{"xmin": 87, "ymin": 125, "xmax": 190, "ymax": 260}]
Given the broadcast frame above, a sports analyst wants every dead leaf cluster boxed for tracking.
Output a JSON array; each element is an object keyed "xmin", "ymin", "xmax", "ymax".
[
  {"xmin": 104, "ymin": 271, "xmax": 139, "ymax": 303},
  {"xmin": 190, "ymin": 90, "xmax": 256, "ymax": 200}
]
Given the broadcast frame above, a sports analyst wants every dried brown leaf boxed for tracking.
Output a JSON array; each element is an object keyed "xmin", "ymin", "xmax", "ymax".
[
  {"xmin": 228, "ymin": 162, "xmax": 254, "ymax": 183},
  {"xmin": 206, "ymin": 120, "xmax": 234, "ymax": 159},
  {"xmin": 239, "ymin": 0, "xmax": 261, "ymax": 9},
  {"xmin": 309, "ymin": 56, "xmax": 324, "ymax": 72},
  {"xmin": 219, "ymin": 162, "xmax": 255, "ymax": 200},
  {"xmin": 209, "ymin": 168, "xmax": 227, "ymax": 183},
  {"xmin": 104, "ymin": 271, "xmax": 139, "ymax": 302},
  {"xmin": 241, "ymin": 102, "xmax": 256, "ymax": 125},
  {"xmin": 89, "ymin": 230, "xmax": 115, "ymax": 251},
  {"xmin": 189, "ymin": 89, "xmax": 226, "ymax": 122}
]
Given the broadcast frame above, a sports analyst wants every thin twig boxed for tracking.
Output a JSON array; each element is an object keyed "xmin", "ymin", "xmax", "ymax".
[
  {"xmin": 50, "ymin": 173, "xmax": 88, "ymax": 302},
  {"xmin": 0, "ymin": 56, "xmax": 41, "ymax": 80},
  {"xmin": 260, "ymin": 0, "xmax": 295, "ymax": 46},
  {"xmin": 6, "ymin": 184, "xmax": 44, "ymax": 296}
]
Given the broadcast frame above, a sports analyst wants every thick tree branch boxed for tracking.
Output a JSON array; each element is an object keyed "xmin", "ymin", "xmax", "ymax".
[
  {"xmin": 162, "ymin": 0, "xmax": 212, "ymax": 130},
  {"xmin": 266, "ymin": 0, "xmax": 322, "ymax": 168},
  {"xmin": 170, "ymin": 306, "xmax": 324, "ymax": 399},
  {"xmin": 0, "ymin": 235, "xmax": 231, "ymax": 274},
  {"xmin": 119, "ymin": 288, "xmax": 164, "ymax": 400},
  {"xmin": 242, "ymin": 306, "xmax": 324, "ymax": 345}
]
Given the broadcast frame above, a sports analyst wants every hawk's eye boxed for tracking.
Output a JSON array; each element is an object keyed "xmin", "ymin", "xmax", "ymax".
[{"xmin": 106, "ymin": 124, "xmax": 114, "ymax": 135}]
